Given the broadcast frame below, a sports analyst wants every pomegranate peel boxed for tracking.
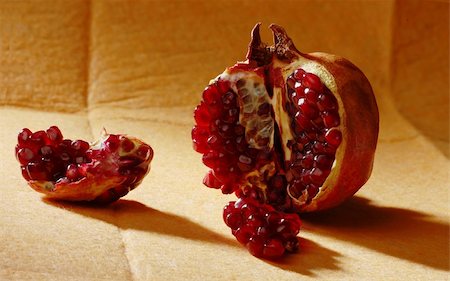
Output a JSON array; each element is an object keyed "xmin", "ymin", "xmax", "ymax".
[{"xmin": 15, "ymin": 126, "xmax": 153, "ymax": 204}]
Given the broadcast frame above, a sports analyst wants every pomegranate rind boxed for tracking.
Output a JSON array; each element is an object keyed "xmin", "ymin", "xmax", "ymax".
[
  {"xmin": 300, "ymin": 53, "xmax": 378, "ymax": 211},
  {"xmin": 28, "ymin": 175, "xmax": 126, "ymax": 202},
  {"xmin": 269, "ymin": 25, "xmax": 378, "ymax": 212}
]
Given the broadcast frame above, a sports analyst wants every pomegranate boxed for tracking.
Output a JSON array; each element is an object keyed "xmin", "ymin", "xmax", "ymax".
[
  {"xmin": 224, "ymin": 197, "xmax": 301, "ymax": 259},
  {"xmin": 15, "ymin": 126, "xmax": 153, "ymax": 203},
  {"xmin": 192, "ymin": 23, "xmax": 378, "ymax": 213}
]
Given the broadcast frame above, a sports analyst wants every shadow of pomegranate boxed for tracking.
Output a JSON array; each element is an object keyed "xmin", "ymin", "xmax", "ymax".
[
  {"xmin": 44, "ymin": 198, "xmax": 343, "ymax": 275},
  {"xmin": 43, "ymin": 198, "xmax": 237, "ymax": 248},
  {"xmin": 265, "ymin": 237, "xmax": 341, "ymax": 276},
  {"xmin": 301, "ymin": 196, "xmax": 449, "ymax": 270}
]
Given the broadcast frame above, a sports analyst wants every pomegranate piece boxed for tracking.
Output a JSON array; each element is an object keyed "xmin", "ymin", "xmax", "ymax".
[
  {"xmin": 223, "ymin": 198, "xmax": 301, "ymax": 259},
  {"xmin": 15, "ymin": 126, "xmax": 153, "ymax": 203},
  {"xmin": 192, "ymin": 23, "xmax": 379, "ymax": 213}
]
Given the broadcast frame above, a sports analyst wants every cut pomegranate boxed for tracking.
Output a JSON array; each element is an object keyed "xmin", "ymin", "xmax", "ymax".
[
  {"xmin": 15, "ymin": 126, "xmax": 153, "ymax": 203},
  {"xmin": 223, "ymin": 198, "xmax": 300, "ymax": 259},
  {"xmin": 192, "ymin": 23, "xmax": 378, "ymax": 214}
]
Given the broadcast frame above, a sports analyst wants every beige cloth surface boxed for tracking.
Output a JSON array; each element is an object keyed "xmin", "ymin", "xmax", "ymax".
[{"xmin": 1, "ymin": 1, "xmax": 448, "ymax": 280}]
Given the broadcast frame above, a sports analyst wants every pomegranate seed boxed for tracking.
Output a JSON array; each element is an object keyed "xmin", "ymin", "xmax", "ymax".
[
  {"xmin": 66, "ymin": 164, "xmax": 80, "ymax": 181},
  {"xmin": 17, "ymin": 148, "xmax": 34, "ymax": 165},
  {"xmin": 301, "ymin": 153, "xmax": 314, "ymax": 169},
  {"xmin": 247, "ymin": 237, "xmax": 265, "ymax": 257},
  {"xmin": 293, "ymin": 68, "xmax": 306, "ymax": 80},
  {"xmin": 263, "ymin": 239, "xmax": 285, "ymax": 258},
  {"xmin": 234, "ymin": 225, "xmax": 252, "ymax": 244},
  {"xmin": 314, "ymin": 154, "xmax": 334, "ymax": 169},
  {"xmin": 46, "ymin": 126, "xmax": 63, "ymax": 143},
  {"xmin": 25, "ymin": 162, "xmax": 48, "ymax": 180},
  {"xmin": 60, "ymin": 152, "xmax": 70, "ymax": 161},
  {"xmin": 325, "ymin": 129, "xmax": 342, "ymax": 147},
  {"xmin": 203, "ymin": 170, "xmax": 221, "ymax": 189},
  {"xmin": 298, "ymin": 98, "xmax": 319, "ymax": 119},
  {"xmin": 207, "ymin": 134, "xmax": 222, "ymax": 149},
  {"xmin": 323, "ymin": 111, "xmax": 340, "ymax": 128},
  {"xmin": 318, "ymin": 92, "xmax": 338, "ymax": 111},
  {"xmin": 304, "ymin": 88, "xmax": 319, "ymax": 103},
  {"xmin": 225, "ymin": 212, "xmax": 243, "ymax": 230},
  {"xmin": 40, "ymin": 146, "xmax": 53, "ymax": 157},
  {"xmin": 202, "ymin": 85, "xmax": 221, "ymax": 105},
  {"xmin": 105, "ymin": 135, "xmax": 120, "ymax": 152},
  {"xmin": 294, "ymin": 83, "xmax": 306, "ymax": 101},
  {"xmin": 307, "ymin": 185, "xmax": 320, "ymax": 199},
  {"xmin": 30, "ymin": 131, "xmax": 49, "ymax": 145},
  {"xmin": 191, "ymin": 126, "xmax": 209, "ymax": 153},
  {"xmin": 18, "ymin": 128, "xmax": 32, "ymax": 144},
  {"xmin": 222, "ymin": 91, "xmax": 236, "ymax": 107},
  {"xmin": 295, "ymin": 112, "xmax": 313, "ymax": 131},
  {"xmin": 286, "ymin": 76, "xmax": 296, "ymax": 89},
  {"xmin": 302, "ymin": 73, "xmax": 324, "ymax": 92},
  {"xmin": 309, "ymin": 168, "xmax": 326, "ymax": 185},
  {"xmin": 72, "ymin": 140, "xmax": 89, "ymax": 152},
  {"xmin": 120, "ymin": 137, "xmax": 135, "ymax": 152},
  {"xmin": 194, "ymin": 103, "xmax": 210, "ymax": 126}
]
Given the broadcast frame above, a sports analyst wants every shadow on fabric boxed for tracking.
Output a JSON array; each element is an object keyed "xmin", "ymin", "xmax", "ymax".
[
  {"xmin": 301, "ymin": 196, "xmax": 450, "ymax": 271},
  {"xmin": 265, "ymin": 237, "xmax": 341, "ymax": 276},
  {"xmin": 43, "ymin": 198, "xmax": 237, "ymax": 248}
]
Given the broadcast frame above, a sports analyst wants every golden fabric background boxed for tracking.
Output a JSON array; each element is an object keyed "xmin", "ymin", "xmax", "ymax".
[{"xmin": 1, "ymin": 1, "xmax": 448, "ymax": 280}]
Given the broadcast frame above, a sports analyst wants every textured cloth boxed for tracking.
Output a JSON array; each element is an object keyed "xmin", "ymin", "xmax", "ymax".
[{"xmin": 0, "ymin": 1, "xmax": 448, "ymax": 280}]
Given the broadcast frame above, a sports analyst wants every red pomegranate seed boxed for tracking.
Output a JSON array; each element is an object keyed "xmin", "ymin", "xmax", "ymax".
[
  {"xmin": 323, "ymin": 111, "xmax": 340, "ymax": 128},
  {"xmin": 18, "ymin": 128, "xmax": 32, "ymax": 144},
  {"xmin": 46, "ymin": 126, "xmax": 63, "ymax": 143},
  {"xmin": 191, "ymin": 126, "xmax": 209, "ymax": 153},
  {"xmin": 40, "ymin": 146, "xmax": 53, "ymax": 157},
  {"xmin": 105, "ymin": 135, "xmax": 120, "ymax": 152},
  {"xmin": 202, "ymin": 170, "xmax": 221, "ymax": 189},
  {"xmin": 202, "ymin": 85, "xmax": 221, "ymax": 105},
  {"xmin": 304, "ymin": 88, "xmax": 319, "ymax": 103},
  {"xmin": 318, "ymin": 92, "xmax": 338, "ymax": 111},
  {"xmin": 120, "ymin": 137, "xmax": 135, "ymax": 152},
  {"xmin": 194, "ymin": 103, "xmax": 210, "ymax": 126},
  {"xmin": 295, "ymin": 112, "xmax": 313, "ymax": 131},
  {"xmin": 302, "ymin": 73, "xmax": 324, "ymax": 92},
  {"xmin": 309, "ymin": 168, "xmax": 326, "ymax": 185},
  {"xmin": 325, "ymin": 129, "xmax": 342, "ymax": 147},
  {"xmin": 17, "ymin": 148, "xmax": 34, "ymax": 165},
  {"xmin": 314, "ymin": 154, "xmax": 334, "ymax": 169},
  {"xmin": 298, "ymin": 98, "xmax": 319, "ymax": 119},
  {"xmin": 72, "ymin": 140, "xmax": 89, "ymax": 152},
  {"xmin": 31, "ymin": 131, "xmax": 49, "ymax": 145},
  {"xmin": 263, "ymin": 239, "xmax": 285, "ymax": 258},
  {"xmin": 25, "ymin": 162, "xmax": 48, "ymax": 180},
  {"xmin": 293, "ymin": 68, "xmax": 306, "ymax": 80},
  {"xmin": 66, "ymin": 164, "xmax": 80, "ymax": 181}
]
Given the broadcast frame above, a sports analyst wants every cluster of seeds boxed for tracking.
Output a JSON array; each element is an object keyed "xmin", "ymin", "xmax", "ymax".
[
  {"xmin": 285, "ymin": 69, "xmax": 342, "ymax": 204},
  {"xmin": 192, "ymin": 79, "xmax": 273, "ymax": 194},
  {"xmin": 223, "ymin": 197, "xmax": 301, "ymax": 259},
  {"xmin": 15, "ymin": 126, "xmax": 91, "ymax": 183}
]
